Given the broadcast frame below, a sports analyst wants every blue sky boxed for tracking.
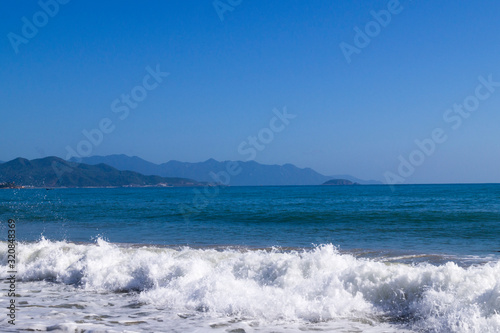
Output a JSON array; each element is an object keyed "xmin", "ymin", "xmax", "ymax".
[{"xmin": 1, "ymin": 0, "xmax": 500, "ymax": 183}]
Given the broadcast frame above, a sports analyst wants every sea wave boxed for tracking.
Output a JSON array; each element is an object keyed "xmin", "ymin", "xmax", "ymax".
[{"xmin": 1, "ymin": 238, "xmax": 500, "ymax": 332}]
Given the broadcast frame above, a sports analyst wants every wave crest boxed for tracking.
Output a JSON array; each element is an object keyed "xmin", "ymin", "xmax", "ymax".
[{"xmin": 2, "ymin": 239, "xmax": 500, "ymax": 332}]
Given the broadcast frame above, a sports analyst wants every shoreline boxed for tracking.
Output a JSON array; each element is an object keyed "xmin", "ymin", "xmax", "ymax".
[{"xmin": 2, "ymin": 183, "xmax": 500, "ymax": 189}]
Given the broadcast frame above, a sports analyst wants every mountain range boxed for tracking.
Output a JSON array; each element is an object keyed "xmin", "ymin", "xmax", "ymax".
[
  {"xmin": 0, "ymin": 157, "xmax": 206, "ymax": 188},
  {"xmin": 70, "ymin": 154, "xmax": 381, "ymax": 185}
]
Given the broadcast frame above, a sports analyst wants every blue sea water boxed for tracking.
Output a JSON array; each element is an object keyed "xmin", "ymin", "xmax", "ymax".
[
  {"xmin": 1, "ymin": 184, "xmax": 500, "ymax": 332},
  {"xmin": 1, "ymin": 184, "xmax": 499, "ymax": 256}
]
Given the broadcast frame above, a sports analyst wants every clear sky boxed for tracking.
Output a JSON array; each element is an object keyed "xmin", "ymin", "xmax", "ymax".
[{"xmin": 1, "ymin": 0, "xmax": 500, "ymax": 183}]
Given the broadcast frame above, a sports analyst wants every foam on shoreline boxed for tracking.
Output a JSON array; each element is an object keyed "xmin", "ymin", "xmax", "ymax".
[{"xmin": 1, "ymin": 238, "xmax": 500, "ymax": 332}]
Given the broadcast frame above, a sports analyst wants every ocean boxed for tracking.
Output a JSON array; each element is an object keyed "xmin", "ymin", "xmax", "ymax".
[{"xmin": 1, "ymin": 184, "xmax": 499, "ymax": 332}]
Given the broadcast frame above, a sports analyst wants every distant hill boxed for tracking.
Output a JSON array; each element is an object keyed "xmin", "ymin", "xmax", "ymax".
[
  {"xmin": 0, "ymin": 157, "xmax": 206, "ymax": 188},
  {"xmin": 73, "ymin": 154, "xmax": 381, "ymax": 185},
  {"xmin": 74, "ymin": 154, "xmax": 161, "ymax": 176},
  {"xmin": 322, "ymin": 179, "xmax": 357, "ymax": 186}
]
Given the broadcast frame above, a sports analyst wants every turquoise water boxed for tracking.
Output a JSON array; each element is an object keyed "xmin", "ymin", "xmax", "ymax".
[{"xmin": 1, "ymin": 184, "xmax": 499, "ymax": 257}]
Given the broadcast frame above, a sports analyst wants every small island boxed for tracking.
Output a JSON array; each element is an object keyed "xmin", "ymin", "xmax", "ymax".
[{"xmin": 322, "ymin": 179, "xmax": 358, "ymax": 186}]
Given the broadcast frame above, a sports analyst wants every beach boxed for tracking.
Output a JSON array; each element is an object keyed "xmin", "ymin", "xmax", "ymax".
[{"xmin": 1, "ymin": 185, "xmax": 500, "ymax": 332}]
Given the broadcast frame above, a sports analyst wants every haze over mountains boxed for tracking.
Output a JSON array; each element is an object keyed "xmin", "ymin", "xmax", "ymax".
[
  {"xmin": 0, "ymin": 157, "xmax": 205, "ymax": 188},
  {"xmin": 71, "ymin": 154, "xmax": 381, "ymax": 185}
]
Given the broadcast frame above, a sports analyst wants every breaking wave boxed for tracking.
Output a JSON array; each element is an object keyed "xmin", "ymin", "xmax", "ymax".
[{"xmin": 1, "ymin": 238, "xmax": 500, "ymax": 332}]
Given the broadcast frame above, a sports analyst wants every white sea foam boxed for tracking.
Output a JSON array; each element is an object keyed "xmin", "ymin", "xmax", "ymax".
[{"xmin": 1, "ymin": 238, "xmax": 500, "ymax": 332}]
